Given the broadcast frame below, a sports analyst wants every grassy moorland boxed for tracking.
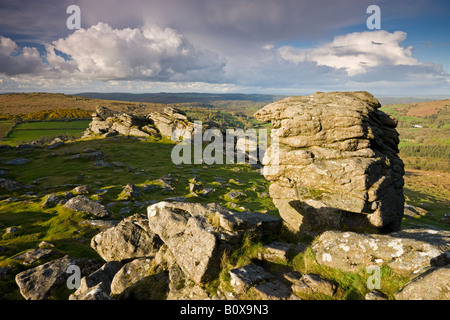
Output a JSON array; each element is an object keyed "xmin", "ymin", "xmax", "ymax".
[
  {"xmin": 0, "ymin": 93, "xmax": 448, "ymax": 300},
  {"xmin": 1, "ymin": 120, "xmax": 91, "ymax": 146}
]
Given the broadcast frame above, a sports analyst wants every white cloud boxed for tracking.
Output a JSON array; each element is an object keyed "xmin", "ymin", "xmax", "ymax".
[
  {"xmin": 0, "ymin": 36, "xmax": 45, "ymax": 75},
  {"xmin": 277, "ymin": 31, "xmax": 419, "ymax": 76},
  {"xmin": 46, "ymin": 22, "xmax": 226, "ymax": 82}
]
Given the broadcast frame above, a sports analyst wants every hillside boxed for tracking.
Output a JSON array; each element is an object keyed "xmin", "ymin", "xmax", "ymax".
[
  {"xmin": 380, "ymin": 99, "xmax": 449, "ymax": 173},
  {"xmin": 0, "ymin": 93, "xmax": 166, "ymax": 116}
]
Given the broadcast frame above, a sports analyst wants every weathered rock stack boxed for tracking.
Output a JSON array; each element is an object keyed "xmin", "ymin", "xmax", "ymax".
[
  {"xmin": 82, "ymin": 105, "xmax": 194, "ymax": 139},
  {"xmin": 254, "ymin": 91, "xmax": 404, "ymax": 233}
]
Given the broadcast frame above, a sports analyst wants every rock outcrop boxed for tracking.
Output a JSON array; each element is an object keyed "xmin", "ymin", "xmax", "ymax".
[
  {"xmin": 255, "ymin": 91, "xmax": 405, "ymax": 233},
  {"xmin": 82, "ymin": 105, "xmax": 196, "ymax": 140},
  {"xmin": 82, "ymin": 106, "xmax": 160, "ymax": 139},
  {"xmin": 147, "ymin": 201, "xmax": 282, "ymax": 284},
  {"xmin": 148, "ymin": 107, "xmax": 195, "ymax": 138}
]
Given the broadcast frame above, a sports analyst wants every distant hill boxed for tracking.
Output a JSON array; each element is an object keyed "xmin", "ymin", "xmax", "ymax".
[
  {"xmin": 377, "ymin": 96, "xmax": 449, "ymax": 106},
  {"xmin": 74, "ymin": 92, "xmax": 285, "ymax": 104},
  {"xmin": 0, "ymin": 92, "xmax": 166, "ymax": 115}
]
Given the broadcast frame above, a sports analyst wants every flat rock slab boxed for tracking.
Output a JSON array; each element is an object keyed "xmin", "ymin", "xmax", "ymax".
[
  {"xmin": 64, "ymin": 195, "xmax": 111, "ymax": 218},
  {"xmin": 395, "ymin": 266, "xmax": 450, "ymax": 300},
  {"xmin": 312, "ymin": 228, "xmax": 450, "ymax": 276},
  {"xmin": 15, "ymin": 255, "xmax": 102, "ymax": 300},
  {"xmin": 229, "ymin": 264, "xmax": 275, "ymax": 293},
  {"xmin": 253, "ymin": 279, "xmax": 292, "ymax": 300},
  {"xmin": 12, "ymin": 249, "xmax": 57, "ymax": 265},
  {"xmin": 291, "ymin": 274, "xmax": 336, "ymax": 297},
  {"xmin": 6, "ymin": 158, "xmax": 30, "ymax": 165}
]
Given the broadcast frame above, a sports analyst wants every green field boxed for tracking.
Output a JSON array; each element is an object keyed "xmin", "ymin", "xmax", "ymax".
[{"xmin": 1, "ymin": 120, "xmax": 90, "ymax": 146}]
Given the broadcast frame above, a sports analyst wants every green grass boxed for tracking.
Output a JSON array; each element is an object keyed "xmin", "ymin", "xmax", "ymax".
[
  {"xmin": 0, "ymin": 121, "xmax": 15, "ymax": 141},
  {"xmin": 0, "ymin": 135, "xmax": 279, "ymax": 299},
  {"xmin": 1, "ymin": 120, "xmax": 90, "ymax": 146}
]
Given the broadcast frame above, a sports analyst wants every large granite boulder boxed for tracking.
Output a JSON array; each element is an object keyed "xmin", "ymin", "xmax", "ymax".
[
  {"xmin": 255, "ymin": 91, "xmax": 404, "ymax": 233},
  {"xmin": 91, "ymin": 214, "xmax": 163, "ymax": 262},
  {"xmin": 147, "ymin": 201, "xmax": 282, "ymax": 284}
]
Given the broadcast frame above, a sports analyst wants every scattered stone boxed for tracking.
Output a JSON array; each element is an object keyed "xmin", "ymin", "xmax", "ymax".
[
  {"xmin": 291, "ymin": 274, "xmax": 336, "ymax": 297},
  {"xmin": 0, "ymin": 178, "xmax": 23, "ymax": 192},
  {"xmin": 224, "ymin": 190, "xmax": 247, "ymax": 201},
  {"xmin": 6, "ymin": 158, "xmax": 29, "ymax": 165},
  {"xmin": 253, "ymin": 279, "xmax": 292, "ymax": 300},
  {"xmin": 64, "ymin": 195, "xmax": 111, "ymax": 218},
  {"xmin": 91, "ymin": 214, "xmax": 163, "ymax": 262},
  {"xmin": 440, "ymin": 213, "xmax": 450, "ymax": 225},
  {"xmin": 38, "ymin": 241, "xmax": 55, "ymax": 249},
  {"xmin": 12, "ymin": 249, "xmax": 57, "ymax": 265},
  {"xmin": 69, "ymin": 261, "xmax": 122, "ymax": 300},
  {"xmin": 41, "ymin": 194, "xmax": 60, "ymax": 208},
  {"xmin": 200, "ymin": 187, "xmax": 214, "ymax": 196},
  {"xmin": 259, "ymin": 241, "xmax": 292, "ymax": 262},
  {"xmin": 255, "ymin": 91, "xmax": 405, "ymax": 233},
  {"xmin": 189, "ymin": 182, "xmax": 202, "ymax": 193},
  {"xmin": 0, "ymin": 266, "xmax": 12, "ymax": 276},
  {"xmin": 5, "ymin": 226, "xmax": 19, "ymax": 234},
  {"xmin": 80, "ymin": 219, "xmax": 119, "ymax": 231},
  {"xmin": 229, "ymin": 264, "xmax": 275, "ymax": 293},
  {"xmin": 119, "ymin": 207, "xmax": 131, "ymax": 215},
  {"xmin": 395, "ymin": 266, "xmax": 450, "ymax": 300},
  {"xmin": 71, "ymin": 185, "xmax": 91, "ymax": 195},
  {"xmin": 164, "ymin": 196, "xmax": 187, "ymax": 202},
  {"xmin": 365, "ymin": 290, "xmax": 388, "ymax": 300},
  {"xmin": 404, "ymin": 204, "xmax": 429, "ymax": 218},
  {"xmin": 117, "ymin": 183, "xmax": 141, "ymax": 200},
  {"xmin": 15, "ymin": 255, "xmax": 102, "ymax": 300},
  {"xmin": 312, "ymin": 228, "xmax": 450, "ymax": 276},
  {"xmin": 94, "ymin": 160, "xmax": 112, "ymax": 167}
]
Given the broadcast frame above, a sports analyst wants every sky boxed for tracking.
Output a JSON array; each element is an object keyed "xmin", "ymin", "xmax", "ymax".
[{"xmin": 0, "ymin": 0, "xmax": 449, "ymax": 96}]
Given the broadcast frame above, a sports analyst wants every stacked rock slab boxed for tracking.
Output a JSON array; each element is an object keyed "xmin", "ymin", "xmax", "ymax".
[
  {"xmin": 254, "ymin": 91, "xmax": 404, "ymax": 233},
  {"xmin": 83, "ymin": 105, "xmax": 195, "ymax": 139}
]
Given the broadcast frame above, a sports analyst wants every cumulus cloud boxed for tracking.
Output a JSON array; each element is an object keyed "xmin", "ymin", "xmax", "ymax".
[
  {"xmin": 277, "ymin": 31, "xmax": 420, "ymax": 76},
  {"xmin": 47, "ymin": 22, "xmax": 226, "ymax": 82},
  {"xmin": 0, "ymin": 36, "xmax": 46, "ymax": 75},
  {"xmin": 0, "ymin": 23, "xmax": 226, "ymax": 83}
]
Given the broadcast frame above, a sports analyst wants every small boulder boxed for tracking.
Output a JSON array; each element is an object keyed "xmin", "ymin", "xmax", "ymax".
[
  {"xmin": 117, "ymin": 183, "xmax": 141, "ymax": 200},
  {"xmin": 71, "ymin": 185, "xmax": 91, "ymax": 195},
  {"xmin": 291, "ymin": 274, "xmax": 336, "ymax": 297},
  {"xmin": 41, "ymin": 194, "xmax": 60, "ymax": 208},
  {"xmin": 64, "ymin": 195, "xmax": 110, "ymax": 218},
  {"xmin": 0, "ymin": 178, "xmax": 23, "ymax": 192}
]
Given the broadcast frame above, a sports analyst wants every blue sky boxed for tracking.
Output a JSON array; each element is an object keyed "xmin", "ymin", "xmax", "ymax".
[{"xmin": 0, "ymin": 0, "xmax": 449, "ymax": 96}]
